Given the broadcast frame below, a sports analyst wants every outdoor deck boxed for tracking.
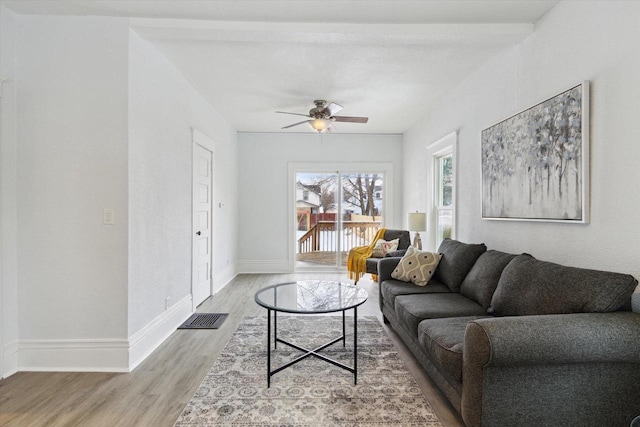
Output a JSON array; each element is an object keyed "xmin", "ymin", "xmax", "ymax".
[
  {"xmin": 296, "ymin": 251, "xmax": 350, "ymax": 267},
  {"xmin": 296, "ymin": 220, "xmax": 380, "ymax": 268}
]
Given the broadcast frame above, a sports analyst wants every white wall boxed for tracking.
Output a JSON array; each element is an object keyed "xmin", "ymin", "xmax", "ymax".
[
  {"xmin": 14, "ymin": 15, "xmax": 130, "ymax": 369},
  {"xmin": 128, "ymin": 31, "xmax": 238, "ymax": 339},
  {"xmin": 404, "ymin": 1, "xmax": 640, "ymax": 280},
  {"xmin": 0, "ymin": 12, "xmax": 239, "ymax": 375},
  {"xmin": 0, "ymin": 4, "xmax": 19, "ymax": 377},
  {"xmin": 237, "ymin": 132, "xmax": 403, "ymax": 272}
]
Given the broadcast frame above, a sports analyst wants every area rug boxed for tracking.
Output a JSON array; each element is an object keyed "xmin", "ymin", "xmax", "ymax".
[{"xmin": 174, "ymin": 316, "xmax": 442, "ymax": 426}]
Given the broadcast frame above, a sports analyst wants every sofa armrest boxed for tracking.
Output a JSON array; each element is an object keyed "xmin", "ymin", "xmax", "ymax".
[
  {"xmin": 377, "ymin": 257, "xmax": 402, "ymax": 283},
  {"xmin": 462, "ymin": 312, "xmax": 640, "ymax": 427},
  {"xmin": 466, "ymin": 312, "xmax": 640, "ymax": 365},
  {"xmin": 377, "ymin": 257, "xmax": 404, "ymax": 313}
]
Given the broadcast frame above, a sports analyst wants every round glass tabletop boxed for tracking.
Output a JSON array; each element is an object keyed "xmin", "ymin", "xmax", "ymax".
[{"xmin": 254, "ymin": 280, "xmax": 368, "ymax": 314}]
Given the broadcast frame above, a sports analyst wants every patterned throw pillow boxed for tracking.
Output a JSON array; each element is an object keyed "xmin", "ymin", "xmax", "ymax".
[
  {"xmin": 391, "ymin": 246, "xmax": 442, "ymax": 286},
  {"xmin": 371, "ymin": 238, "xmax": 400, "ymax": 258}
]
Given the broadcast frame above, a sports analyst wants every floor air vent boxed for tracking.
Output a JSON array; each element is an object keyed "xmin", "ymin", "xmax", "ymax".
[{"xmin": 178, "ymin": 313, "xmax": 228, "ymax": 329}]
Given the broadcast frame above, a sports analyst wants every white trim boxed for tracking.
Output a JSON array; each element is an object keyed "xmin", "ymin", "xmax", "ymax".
[
  {"xmin": 426, "ymin": 131, "xmax": 458, "ymax": 252},
  {"xmin": 18, "ymin": 339, "xmax": 129, "ymax": 373},
  {"xmin": 128, "ymin": 294, "xmax": 192, "ymax": 371},
  {"xmin": 2, "ymin": 340, "xmax": 18, "ymax": 377},
  {"xmin": 14, "ymin": 294, "xmax": 193, "ymax": 373}
]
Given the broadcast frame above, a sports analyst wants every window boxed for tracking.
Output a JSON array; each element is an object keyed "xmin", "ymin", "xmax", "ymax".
[
  {"xmin": 435, "ymin": 154, "xmax": 453, "ymax": 246},
  {"xmin": 288, "ymin": 161, "xmax": 395, "ymax": 272},
  {"xmin": 294, "ymin": 170, "xmax": 386, "ymax": 271},
  {"xmin": 427, "ymin": 132, "xmax": 456, "ymax": 250}
]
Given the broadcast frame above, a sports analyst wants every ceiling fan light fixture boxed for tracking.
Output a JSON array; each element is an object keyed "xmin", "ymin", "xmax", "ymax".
[
  {"xmin": 310, "ymin": 118, "xmax": 328, "ymax": 132},
  {"xmin": 278, "ymin": 100, "xmax": 368, "ymax": 132}
]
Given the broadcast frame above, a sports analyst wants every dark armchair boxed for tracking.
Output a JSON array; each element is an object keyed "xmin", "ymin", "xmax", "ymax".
[{"xmin": 365, "ymin": 229, "xmax": 411, "ymax": 275}]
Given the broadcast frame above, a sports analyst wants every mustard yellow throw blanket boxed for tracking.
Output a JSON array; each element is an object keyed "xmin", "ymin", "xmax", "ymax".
[{"xmin": 347, "ymin": 227, "xmax": 387, "ymax": 284}]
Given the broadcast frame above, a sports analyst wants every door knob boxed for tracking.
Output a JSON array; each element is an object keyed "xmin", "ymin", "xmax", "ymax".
[{"xmin": 196, "ymin": 231, "xmax": 201, "ymax": 236}]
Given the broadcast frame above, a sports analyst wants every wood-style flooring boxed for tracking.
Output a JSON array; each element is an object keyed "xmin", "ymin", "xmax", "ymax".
[{"xmin": 0, "ymin": 273, "xmax": 464, "ymax": 427}]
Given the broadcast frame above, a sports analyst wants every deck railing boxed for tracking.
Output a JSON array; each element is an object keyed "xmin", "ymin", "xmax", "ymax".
[{"xmin": 298, "ymin": 221, "xmax": 381, "ymax": 254}]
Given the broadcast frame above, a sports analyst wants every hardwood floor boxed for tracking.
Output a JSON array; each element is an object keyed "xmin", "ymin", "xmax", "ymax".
[{"xmin": 0, "ymin": 273, "xmax": 464, "ymax": 427}]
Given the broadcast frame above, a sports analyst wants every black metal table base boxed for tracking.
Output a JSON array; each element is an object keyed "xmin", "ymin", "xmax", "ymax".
[{"xmin": 266, "ymin": 308, "xmax": 358, "ymax": 387}]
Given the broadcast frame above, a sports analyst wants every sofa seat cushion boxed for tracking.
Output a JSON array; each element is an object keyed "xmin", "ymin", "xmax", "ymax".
[
  {"xmin": 381, "ymin": 278, "xmax": 450, "ymax": 309},
  {"xmin": 435, "ymin": 239, "xmax": 487, "ymax": 292},
  {"xmin": 418, "ymin": 316, "xmax": 491, "ymax": 382},
  {"xmin": 460, "ymin": 250, "xmax": 517, "ymax": 310},
  {"xmin": 395, "ymin": 293, "xmax": 488, "ymax": 334},
  {"xmin": 490, "ymin": 254, "xmax": 640, "ymax": 316}
]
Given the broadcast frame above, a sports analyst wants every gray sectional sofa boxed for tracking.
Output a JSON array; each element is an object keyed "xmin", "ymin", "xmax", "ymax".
[{"xmin": 378, "ymin": 238, "xmax": 640, "ymax": 427}]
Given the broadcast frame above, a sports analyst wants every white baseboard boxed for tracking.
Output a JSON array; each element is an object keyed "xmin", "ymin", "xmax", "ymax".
[
  {"xmin": 127, "ymin": 294, "xmax": 192, "ymax": 371},
  {"xmin": 236, "ymin": 260, "xmax": 291, "ymax": 274},
  {"xmin": 2, "ymin": 340, "xmax": 19, "ymax": 378},
  {"xmin": 18, "ymin": 338, "xmax": 129, "ymax": 372},
  {"xmin": 14, "ymin": 294, "xmax": 193, "ymax": 374}
]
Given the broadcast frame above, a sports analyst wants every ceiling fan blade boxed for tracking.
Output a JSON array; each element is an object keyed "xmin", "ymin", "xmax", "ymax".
[
  {"xmin": 276, "ymin": 111, "xmax": 311, "ymax": 118},
  {"xmin": 324, "ymin": 102, "xmax": 343, "ymax": 116},
  {"xmin": 332, "ymin": 116, "xmax": 369, "ymax": 123},
  {"xmin": 282, "ymin": 119, "xmax": 311, "ymax": 129}
]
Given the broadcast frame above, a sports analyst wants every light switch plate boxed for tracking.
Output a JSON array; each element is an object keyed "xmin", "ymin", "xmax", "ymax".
[{"xmin": 103, "ymin": 208, "xmax": 115, "ymax": 225}]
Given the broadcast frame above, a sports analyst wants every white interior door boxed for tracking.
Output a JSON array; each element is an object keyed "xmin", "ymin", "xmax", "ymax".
[{"xmin": 192, "ymin": 131, "xmax": 214, "ymax": 308}]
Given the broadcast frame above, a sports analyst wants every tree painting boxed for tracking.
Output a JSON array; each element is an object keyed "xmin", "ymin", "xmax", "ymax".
[{"xmin": 481, "ymin": 84, "xmax": 587, "ymax": 221}]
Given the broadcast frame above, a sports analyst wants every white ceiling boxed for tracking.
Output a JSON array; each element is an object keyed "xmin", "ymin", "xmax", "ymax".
[{"xmin": 3, "ymin": 0, "xmax": 559, "ymax": 134}]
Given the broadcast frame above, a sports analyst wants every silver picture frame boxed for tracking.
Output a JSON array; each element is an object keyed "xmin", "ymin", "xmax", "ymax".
[{"xmin": 481, "ymin": 81, "xmax": 590, "ymax": 223}]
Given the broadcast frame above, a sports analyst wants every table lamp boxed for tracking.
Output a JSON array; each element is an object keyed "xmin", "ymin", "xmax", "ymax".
[{"xmin": 408, "ymin": 211, "xmax": 427, "ymax": 250}]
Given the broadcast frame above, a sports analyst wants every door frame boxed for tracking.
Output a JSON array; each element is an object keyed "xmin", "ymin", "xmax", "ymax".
[
  {"xmin": 288, "ymin": 161, "xmax": 395, "ymax": 272},
  {"xmin": 191, "ymin": 128, "xmax": 215, "ymax": 311}
]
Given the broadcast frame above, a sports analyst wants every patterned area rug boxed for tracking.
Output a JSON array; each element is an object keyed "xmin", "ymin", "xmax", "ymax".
[{"xmin": 174, "ymin": 316, "xmax": 442, "ymax": 426}]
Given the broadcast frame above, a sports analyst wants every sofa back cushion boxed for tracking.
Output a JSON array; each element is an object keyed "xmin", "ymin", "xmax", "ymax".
[
  {"xmin": 460, "ymin": 250, "xmax": 517, "ymax": 310},
  {"xmin": 434, "ymin": 239, "xmax": 487, "ymax": 292},
  {"xmin": 489, "ymin": 253, "xmax": 639, "ymax": 315}
]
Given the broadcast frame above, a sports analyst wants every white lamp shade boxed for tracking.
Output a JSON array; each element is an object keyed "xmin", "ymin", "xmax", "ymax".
[{"xmin": 408, "ymin": 212, "xmax": 427, "ymax": 232}]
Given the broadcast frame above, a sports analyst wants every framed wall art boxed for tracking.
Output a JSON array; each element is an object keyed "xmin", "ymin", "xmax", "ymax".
[{"xmin": 481, "ymin": 81, "xmax": 589, "ymax": 222}]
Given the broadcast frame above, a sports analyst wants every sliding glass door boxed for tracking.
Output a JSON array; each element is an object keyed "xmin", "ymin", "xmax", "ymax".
[{"xmin": 295, "ymin": 170, "xmax": 385, "ymax": 271}]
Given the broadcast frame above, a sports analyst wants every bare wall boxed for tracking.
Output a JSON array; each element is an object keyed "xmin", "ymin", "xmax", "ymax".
[
  {"xmin": 15, "ymin": 15, "xmax": 130, "ymax": 345},
  {"xmin": 403, "ymin": 1, "xmax": 640, "ymax": 279},
  {"xmin": 0, "ymin": 4, "xmax": 19, "ymax": 377},
  {"xmin": 237, "ymin": 132, "xmax": 403, "ymax": 272},
  {"xmin": 128, "ymin": 31, "xmax": 238, "ymax": 336}
]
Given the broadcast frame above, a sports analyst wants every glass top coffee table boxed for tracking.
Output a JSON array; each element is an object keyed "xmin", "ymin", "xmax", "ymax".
[{"xmin": 254, "ymin": 280, "xmax": 368, "ymax": 387}]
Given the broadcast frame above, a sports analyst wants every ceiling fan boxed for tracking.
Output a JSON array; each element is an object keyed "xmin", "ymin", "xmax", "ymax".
[{"xmin": 277, "ymin": 100, "xmax": 369, "ymax": 133}]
